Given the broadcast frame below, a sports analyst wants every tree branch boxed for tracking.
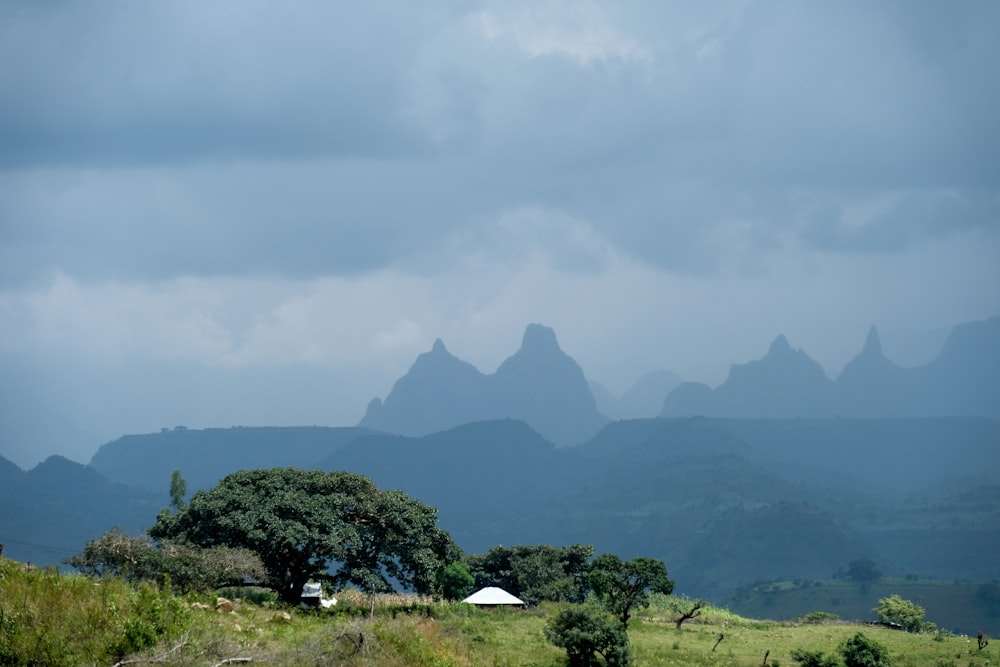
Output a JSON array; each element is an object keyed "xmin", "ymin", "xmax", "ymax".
[{"xmin": 675, "ymin": 600, "xmax": 705, "ymax": 629}]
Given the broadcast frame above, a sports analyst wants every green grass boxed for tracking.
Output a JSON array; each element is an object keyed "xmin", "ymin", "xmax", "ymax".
[
  {"xmin": 729, "ymin": 578, "xmax": 999, "ymax": 636},
  {"xmin": 2, "ymin": 558, "xmax": 997, "ymax": 666}
]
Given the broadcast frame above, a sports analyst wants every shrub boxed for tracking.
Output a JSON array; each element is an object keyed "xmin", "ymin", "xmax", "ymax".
[
  {"xmin": 438, "ymin": 561, "xmax": 474, "ymax": 601},
  {"xmin": 873, "ymin": 594, "xmax": 925, "ymax": 633},
  {"xmin": 790, "ymin": 648, "xmax": 841, "ymax": 667},
  {"xmin": 545, "ymin": 606, "xmax": 630, "ymax": 667},
  {"xmin": 840, "ymin": 632, "xmax": 890, "ymax": 667},
  {"xmin": 798, "ymin": 611, "xmax": 839, "ymax": 624}
]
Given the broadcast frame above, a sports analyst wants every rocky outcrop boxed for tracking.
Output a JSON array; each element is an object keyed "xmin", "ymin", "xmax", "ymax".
[{"xmin": 359, "ymin": 324, "xmax": 608, "ymax": 445}]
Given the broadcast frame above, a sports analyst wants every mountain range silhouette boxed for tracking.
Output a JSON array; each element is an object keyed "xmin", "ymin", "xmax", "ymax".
[{"xmin": 360, "ymin": 316, "xmax": 999, "ymax": 444}]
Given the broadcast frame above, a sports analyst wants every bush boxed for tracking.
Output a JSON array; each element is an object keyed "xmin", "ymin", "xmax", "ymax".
[
  {"xmin": 64, "ymin": 528, "xmax": 265, "ymax": 593},
  {"xmin": 790, "ymin": 648, "xmax": 841, "ymax": 667},
  {"xmin": 438, "ymin": 561, "xmax": 474, "ymax": 601},
  {"xmin": 798, "ymin": 611, "xmax": 839, "ymax": 624},
  {"xmin": 873, "ymin": 594, "xmax": 925, "ymax": 633},
  {"xmin": 545, "ymin": 606, "xmax": 630, "ymax": 667},
  {"xmin": 840, "ymin": 632, "xmax": 890, "ymax": 667}
]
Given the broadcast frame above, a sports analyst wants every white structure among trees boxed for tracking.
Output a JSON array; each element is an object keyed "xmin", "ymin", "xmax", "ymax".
[{"xmin": 462, "ymin": 587, "xmax": 525, "ymax": 607}]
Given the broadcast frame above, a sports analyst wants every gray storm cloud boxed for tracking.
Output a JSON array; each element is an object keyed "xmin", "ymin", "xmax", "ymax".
[{"xmin": 1, "ymin": 0, "xmax": 997, "ymax": 467}]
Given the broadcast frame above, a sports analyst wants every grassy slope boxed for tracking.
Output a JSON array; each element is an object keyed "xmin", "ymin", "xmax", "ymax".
[
  {"xmin": 729, "ymin": 579, "xmax": 999, "ymax": 637},
  {"xmin": 3, "ymin": 558, "xmax": 997, "ymax": 667}
]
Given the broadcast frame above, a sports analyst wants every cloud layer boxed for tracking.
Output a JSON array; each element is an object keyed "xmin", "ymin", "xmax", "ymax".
[{"xmin": 1, "ymin": 0, "xmax": 998, "ymax": 467}]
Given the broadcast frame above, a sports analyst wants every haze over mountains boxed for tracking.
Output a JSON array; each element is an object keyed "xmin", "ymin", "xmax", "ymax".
[
  {"xmin": 2, "ymin": 314, "xmax": 998, "ymax": 627},
  {"xmin": 662, "ymin": 316, "xmax": 1000, "ymax": 420},
  {"xmin": 359, "ymin": 316, "xmax": 1000, "ymax": 443}
]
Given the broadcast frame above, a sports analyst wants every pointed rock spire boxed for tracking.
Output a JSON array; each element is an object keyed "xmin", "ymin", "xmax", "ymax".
[
  {"xmin": 768, "ymin": 334, "xmax": 792, "ymax": 355},
  {"xmin": 861, "ymin": 325, "xmax": 883, "ymax": 357}
]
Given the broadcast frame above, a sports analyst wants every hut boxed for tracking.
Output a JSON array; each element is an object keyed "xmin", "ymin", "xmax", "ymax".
[{"xmin": 462, "ymin": 586, "xmax": 525, "ymax": 608}]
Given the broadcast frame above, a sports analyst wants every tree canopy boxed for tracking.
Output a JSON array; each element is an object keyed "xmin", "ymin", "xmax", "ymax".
[
  {"xmin": 466, "ymin": 543, "xmax": 594, "ymax": 605},
  {"xmin": 588, "ymin": 554, "xmax": 674, "ymax": 628},
  {"xmin": 149, "ymin": 468, "xmax": 460, "ymax": 603},
  {"xmin": 874, "ymin": 594, "xmax": 925, "ymax": 632},
  {"xmin": 846, "ymin": 558, "xmax": 882, "ymax": 584},
  {"xmin": 65, "ymin": 527, "xmax": 264, "ymax": 593}
]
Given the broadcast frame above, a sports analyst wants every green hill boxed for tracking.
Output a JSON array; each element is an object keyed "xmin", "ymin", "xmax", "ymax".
[{"xmin": 3, "ymin": 557, "xmax": 996, "ymax": 667}]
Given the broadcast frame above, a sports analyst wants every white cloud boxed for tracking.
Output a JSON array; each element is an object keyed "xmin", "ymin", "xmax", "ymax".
[{"xmin": 478, "ymin": 2, "xmax": 650, "ymax": 65}]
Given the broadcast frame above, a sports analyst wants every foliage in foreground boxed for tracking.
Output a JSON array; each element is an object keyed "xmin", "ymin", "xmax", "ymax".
[
  {"xmin": 791, "ymin": 647, "xmax": 842, "ymax": 667},
  {"xmin": 840, "ymin": 631, "xmax": 891, "ymax": 667},
  {"xmin": 545, "ymin": 606, "xmax": 630, "ymax": 666},
  {"xmin": 3, "ymin": 558, "xmax": 998, "ymax": 667},
  {"xmin": 0, "ymin": 559, "xmax": 189, "ymax": 666}
]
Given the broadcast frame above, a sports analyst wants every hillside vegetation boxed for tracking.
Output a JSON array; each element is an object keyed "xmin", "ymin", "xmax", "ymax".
[
  {"xmin": 2, "ymin": 557, "xmax": 995, "ymax": 667},
  {"xmin": 729, "ymin": 578, "xmax": 1000, "ymax": 637}
]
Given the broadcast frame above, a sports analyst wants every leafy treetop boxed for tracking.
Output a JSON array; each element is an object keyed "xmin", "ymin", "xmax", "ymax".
[
  {"xmin": 149, "ymin": 468, "xmax": 460, "ymax": 604},
  {"xmin": 588, "ymin": 553, "xmax": 674, "ymax": 628},
  {"xmin": 873, "ymin": 594, "xmax": 925, "ymax": 632},
  {"xmin": 466, "ymin": 543, "xmax": 594, "ymax": 606}
]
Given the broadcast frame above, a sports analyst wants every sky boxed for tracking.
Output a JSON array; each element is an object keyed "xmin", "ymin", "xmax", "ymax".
[{"xmin": 1, "ymin": 1, "xmax": 998, "ymax": 469}]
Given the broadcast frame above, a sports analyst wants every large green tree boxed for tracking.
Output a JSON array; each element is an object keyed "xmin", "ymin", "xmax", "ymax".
[
  {"xmin": 588, "ymin": 554, "xmax": 674, "ymax": 628},
  {"xmin": 149, "ymin": 468, "xmax": 460, "ymax": 604}
]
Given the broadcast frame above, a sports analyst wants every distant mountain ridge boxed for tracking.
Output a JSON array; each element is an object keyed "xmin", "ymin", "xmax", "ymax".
[
  {"xmin": 360, "ymin": 316, "xmax": 999, "ymax": 437},
  {"xmin": 89, "ymin": 426, "xmax": 373, "ymax": 495},
  {"xmin": 662, "ymin": 316, "xmax": 1000, "ymax": 419},
  {"xmin": 0, "ymin": 454, "xmax": 164, "ymax": 565},
  {"xmin": 10, "ymin": 415, "xmax": 1000, "ymax": 608},
  {"xmin": 359, "ymin": 323, "xmax": 608, "ymax": 445}
]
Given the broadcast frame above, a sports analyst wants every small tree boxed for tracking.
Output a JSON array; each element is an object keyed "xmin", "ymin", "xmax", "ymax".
[
  {"xmin": 846, "ymin": 559, "xmax": 882, "ymax": 584},
  {"xmin": 874, "ymin": 594, "xmax": 925, "ymax": 632},
  {"xmin": 169, "ymin": 468, "xmax": 187, "ymax": 512},
  {"xmin": 790, "ymin": 648, "xmax": 841, "ymax": 667},
  {"xmin": 545, "ymin": 607, "xmax": 630, "ymax": 667},
  {"xmin": 438, "ymin": 561, "xmax": 474, "ymax": 601},
  {"xmin": 674, "ymin": 600, "xmax": 705, "ymax": 629},
  {"xmin": 64, "ymin": 527, "xmax": 265, "ymax": 592},
  {"xmin": 589, "ymin": 554, "xmax": 674, "ymax": 628},
  {"xmin": 840, "ymin": 632, "xmax": 890, "ymax": 667}
]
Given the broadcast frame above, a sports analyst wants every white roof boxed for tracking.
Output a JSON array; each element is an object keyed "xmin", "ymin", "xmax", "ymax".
[{"xmin": 462, "ymin": 587, "xmax": 525, "ymax": 605}]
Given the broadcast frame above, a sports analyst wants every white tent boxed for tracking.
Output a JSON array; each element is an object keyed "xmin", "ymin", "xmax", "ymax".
[{"xmin": 462, "ymin": 586, "xmax": 525, "ymax": 606}]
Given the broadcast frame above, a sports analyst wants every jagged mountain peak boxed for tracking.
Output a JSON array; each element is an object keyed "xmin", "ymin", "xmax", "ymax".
[
  {"xmin": 359, "ymin": 322, "xmax": 608, "ymax": 445},
  {"xmin": 430, "ymin": 338, "xmax": 448, "ymax": 354},
  {"xmin": 768, "ymin": 334, "xmax": 792, "ymax": 355},
  {"xmin": 520, "ymin": 323, "xmax": 561, "ymax": 354},
  {"xmin": 861, "ymin": 325, "xmax": 883, "ymax": 357}
]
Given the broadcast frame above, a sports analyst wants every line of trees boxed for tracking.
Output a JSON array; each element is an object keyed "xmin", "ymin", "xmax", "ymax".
[
  {"xmin": 66, "ymin": 467, "xmax": 681, "ymax": 666},
  {"xmin": 67, "ymin": 468, "xmax": 673, "ymax": 607}
]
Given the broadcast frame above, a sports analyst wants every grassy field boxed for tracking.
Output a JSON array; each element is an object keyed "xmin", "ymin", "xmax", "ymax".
[
  {"xmin": 2, "ymin": 558, "xmax": 997, "ymax": 666},
  {"xmin": 728, "ymin": 578, "xmax": 999, "ymax": 637}
]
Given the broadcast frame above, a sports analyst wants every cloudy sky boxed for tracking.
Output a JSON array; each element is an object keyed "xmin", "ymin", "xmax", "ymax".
[{"xmin": 2, "ymin": 1, "xmax": 998, "ymax": 469}]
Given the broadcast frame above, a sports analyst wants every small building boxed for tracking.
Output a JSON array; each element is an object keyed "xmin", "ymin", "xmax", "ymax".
[
  {"xmin": 300, "ymin": 582, "xmax": 337, "ymax": 609},
  {"xmin": 462, "ymin": 587, "xmax": 525, "ymax": 608}
]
